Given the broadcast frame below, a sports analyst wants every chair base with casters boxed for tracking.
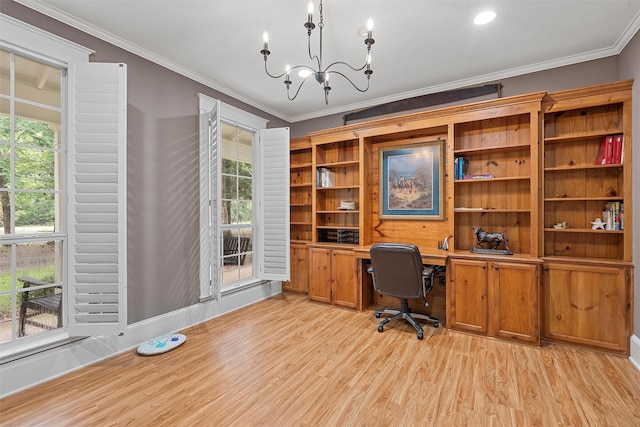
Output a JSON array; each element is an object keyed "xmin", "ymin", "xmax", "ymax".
[
  {"xmin": 375, "ymin": 299, "xmax": 439, "ymax": 340},
  {"xmin": 367, "ymin": 242, "xmax": 441, "ymax": 340}
]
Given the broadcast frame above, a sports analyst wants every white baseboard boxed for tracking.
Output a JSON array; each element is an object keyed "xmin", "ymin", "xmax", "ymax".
[
  {"xmin": 630, "ymin": 334, "xmax": 640, "ymax": 371},
  {"xmin": 0, "ymin": 281, "xmax": 281, "ymax": 398}
]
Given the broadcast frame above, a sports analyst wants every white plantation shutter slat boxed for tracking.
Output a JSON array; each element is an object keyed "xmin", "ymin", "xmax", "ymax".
[
  {"xmin": 259, "ymin": 128, "xmax": 290, "ymax": 281},
  {"xmin": 68, "ymin": 62, "xmax": 127, "ymax": 336},
  {"xmin": 74, "ymin": 254, "xmax": 118, "ymax": 263}
]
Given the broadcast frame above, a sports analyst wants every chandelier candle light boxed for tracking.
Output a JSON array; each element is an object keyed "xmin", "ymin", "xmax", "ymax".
[{"xmin": 261, "ymin": 0, "xmax": 375, "ymax": 104}]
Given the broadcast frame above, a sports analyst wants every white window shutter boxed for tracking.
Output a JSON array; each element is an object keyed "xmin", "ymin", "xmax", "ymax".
[
  {"xmin": 199, "ymin": 99, "xmax": 221, "ymax": 301},
  {"xmin": 210, "ymin": 102, "xmax": 221, "ymax": 300},
  {"xmin": 67, "ymin": 62, "xmax": 127, "ymax": 336},
  {"xmin": 259, "ymin": 127, "xmax": 290, "ymax": 281}
]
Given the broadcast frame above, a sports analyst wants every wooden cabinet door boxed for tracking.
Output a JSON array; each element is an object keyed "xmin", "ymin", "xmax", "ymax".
[
  {"xmin": 490, "ymin": 262, "xmax": 539, "ymax": 344},
  {"xmin": 448, "ymin": 259, "xmax": 488, "ymax": 333},
  {"xmin": 308, "ymin": 248, "xmax": 332, "ymax": 303},
  {"xmin": 543, "ymin": 262, "xmax": 629, "ymax": 354},
  {"xmin": 332, "ymin": 249, "xmax": 358, "ymax": 309},
  {"xmin": 284, "ymin": 244, "xmax": 309, "ymax": 293}
]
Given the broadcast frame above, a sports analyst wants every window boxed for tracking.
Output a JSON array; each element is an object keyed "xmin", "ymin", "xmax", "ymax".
[
  {"xmin": 221, "ymin": 123, "xmax": 255, "ymax": 288},
  {"xmin": 198, "ymin": 95, "xmax": 290, "ymax": 299},
  {"xmin": 0, "ymin": 49, "xmax": 65, "ymax": 343},
  {"xmin": 0, "ymin": 15, "xmax": 127, "ymax": 358}
]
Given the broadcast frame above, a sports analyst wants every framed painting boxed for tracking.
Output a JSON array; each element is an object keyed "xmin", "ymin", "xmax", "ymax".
[{"xmin": 379, "ymin": 139, "xmax": 444, "ymax": 219}]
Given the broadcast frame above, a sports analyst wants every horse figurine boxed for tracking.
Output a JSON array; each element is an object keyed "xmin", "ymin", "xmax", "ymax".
[{"xmin": 471, "ymin": 227, "xmax": 513, "ymax": 254}]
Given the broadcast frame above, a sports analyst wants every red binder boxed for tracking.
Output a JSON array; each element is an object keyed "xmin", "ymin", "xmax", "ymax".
[
  {"xmin": 596, "ymin": 135, "xmax": 613, "ymax": 165},
  {"xmin": 613, "ymin": 134, "xmax": 623, "ymax": 164},
  {"xmin": 603, "ymin": 135, "xmax": 614, "ymax": 164}
]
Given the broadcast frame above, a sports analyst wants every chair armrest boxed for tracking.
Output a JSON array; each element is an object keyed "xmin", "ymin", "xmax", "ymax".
[{"xmin": 421, "ymin": 266, "xmax": 434, "ymax": 277}]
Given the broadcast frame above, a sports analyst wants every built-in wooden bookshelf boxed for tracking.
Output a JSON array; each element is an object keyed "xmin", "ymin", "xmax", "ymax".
[
  {"xmin": 289, "ymin": 137, "xmax": 313, "ymax": 243},
  {"xmin": 541, "ymin": 80, "xmax": 633, "ymax": 355},
  {"xmin": 285, "ymin": 136, "xmax": 312, "ymax": 293},
  {"xmin": 313, "ymin": 138, "xmax": 361, "ymax": 245},
  {"xmin": 288, "ymin": 81, "xmax": 633, "ymax": 354},
  {"xmin": 542, "ymin": 82, "xmax": 632, "ymax": 262},
  {"xmin": 451, "ymin": 98, "xmax": 542, "ymax": 258}
]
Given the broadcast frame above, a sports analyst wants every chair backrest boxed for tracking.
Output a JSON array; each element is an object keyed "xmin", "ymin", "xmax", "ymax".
[{"xmin": 369, "ymin": 243, "xmax": 425, "ymax": 299}]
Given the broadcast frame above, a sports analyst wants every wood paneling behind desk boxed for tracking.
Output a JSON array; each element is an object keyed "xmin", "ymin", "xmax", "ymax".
[{"xmin": 367, "ymin": 135, "xmax": 451, "ymax": 248}]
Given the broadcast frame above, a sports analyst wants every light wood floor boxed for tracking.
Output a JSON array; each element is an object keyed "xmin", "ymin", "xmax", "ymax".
[{"xmin": 2, "ymin": 291, "xmax": 640, "ymax": 426}]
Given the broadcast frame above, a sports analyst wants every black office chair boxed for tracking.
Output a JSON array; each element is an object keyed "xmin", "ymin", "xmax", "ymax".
[{"xmin": 367, "ymin": 243, "xmax": 439, "ymax": 340}]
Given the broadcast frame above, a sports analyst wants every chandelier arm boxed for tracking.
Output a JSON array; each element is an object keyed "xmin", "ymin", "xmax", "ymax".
[
  {"xmin": 327, "ymin": 71, "xmax": 371, "ymax": 93},
  {"xmin": 263, "ymin": 60, "xmax": 289, "ymax": 79},
  {"xmin": 325, "ymin": 59, "xmax": 369, "ymax": 73},
  {"xmin": 287, "ymin": 75, "xmax": 314, "ymax": 101},
  {"xmin": 288, "ymin": 64, "xmax": 316, "ymax": 75}
]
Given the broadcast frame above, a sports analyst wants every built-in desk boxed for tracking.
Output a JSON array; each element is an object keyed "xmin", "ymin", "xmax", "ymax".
[
  {"xmin": 353, "ymin": 245, "xmax": 449, "ymax": 312},
  {"xmin": 353, "ymin": 245, "xmax": 448, "ymax": 266}
]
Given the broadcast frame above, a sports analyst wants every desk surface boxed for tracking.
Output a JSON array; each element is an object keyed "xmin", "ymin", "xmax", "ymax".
[{"xmin": 353, "ymin": 245, "xmax": 448, "ymax": 266}]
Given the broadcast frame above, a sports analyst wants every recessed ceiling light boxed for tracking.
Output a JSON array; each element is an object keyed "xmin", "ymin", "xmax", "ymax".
[{"xmin": 474, "ymin": 10, "xmax": 496, "ymax": 25}]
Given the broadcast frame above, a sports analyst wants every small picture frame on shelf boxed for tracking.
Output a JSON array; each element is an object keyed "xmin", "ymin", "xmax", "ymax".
[{"xmin": 379, "ymin": 139, "xmax": 444, "ymax": 219}]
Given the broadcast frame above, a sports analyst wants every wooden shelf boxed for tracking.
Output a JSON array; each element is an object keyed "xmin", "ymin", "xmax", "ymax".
[
  {"xmin": 544, "ymin": 130, "xmax": 616, "ymax": 144},
  {"xmin": 290, "ymin": 239, "xmax": 311, "ymax": 244},
  {"xmin": 455, "ymin": 208, "xmax": 531, "ymax": 213},
  {"xmin": 317, "ymin": 210, "xmax": 360, "ymax": 214},
  {"xmin": 543, "ymin": 228, "xmax": 624, "ymax": 234},
  {"xmin": 544, "ymin": 197, "xmax": 624, "ymax": 202},
  {"xmin": 290, "ymin": 183, "xmax": 312, "ymax": 188},
  {"xmin": 544, "ymin": 164, "xmax": 623, "ymax": 172},
  {"xmin": 316, "ymin": 225, "xmax": 359, "ymax": 230},
  {"xmin": 455, "ymin": 176, "xmax": 530, "ymax": 183},
  {"xmin": 290, "ymin": 162, "xmax": 312, "ymax": 169},
  {"xmin": 541, "ymin": 255, "xmax": 632, "ymax": 267},
  {"xmin": 316, "ymin": 160, "xmax": 359, "ymax": 168},
  {"xmin": 315, "ymin": 185, "xmax": 360, "ymax": 191},
  {"xmin": 454, "ymin": 142, "xmax": 530, "ymax": 155}
]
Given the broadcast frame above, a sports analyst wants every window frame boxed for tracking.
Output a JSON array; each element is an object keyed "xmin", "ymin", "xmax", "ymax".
[
  {"xmin": 0, "ymin": 14, "xmax": 92, "ymax": 356},
  {"xmin": 0, "ymin": 49, "xmax": 67, "ymax": 343},
  {"xmin": 198, "ymin": 94, "xmax": 290, "ymax": 301},
  {"xmin": 0, "ymin": 14, "xmax": 127, "ymax": 360},
  {"xmin": 220, "ymin": 121, "xmax": 257, "ymax": 291}
]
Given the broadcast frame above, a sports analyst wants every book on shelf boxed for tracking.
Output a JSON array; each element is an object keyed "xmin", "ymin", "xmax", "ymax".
[
  {"xmin": 454, "ymin": 157, "xmax": 468, "ymax": 180},
  {"xmin": 463, "ymin": 174, "xmax": 495, "ymax": 179},
  {"xmin": 595, "ymin": 134, "xmax": 623, "ymax": 165},
  {"xmin": 602, "ymin": 201, "xmax": 624, "ymax": 230},
  {"xmin": 613, "ymin": 134, "xmax": 623, "ymax": 164},
  {"xmin": 316, "ymin": 167, "xmax": 335, "ymax": 188}
]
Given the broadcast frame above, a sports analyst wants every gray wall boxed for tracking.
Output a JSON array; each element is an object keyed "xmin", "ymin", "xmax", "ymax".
[
  {"xmin": 619, "ymin": 30, "xmax": 640, "ymax": 337},
  {"xmin": 0, "ymin": 1, "xmax": 288, "ymax": 323}
]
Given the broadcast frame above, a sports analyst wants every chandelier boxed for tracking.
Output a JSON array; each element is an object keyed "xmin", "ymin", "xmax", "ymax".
[{"xmin": 260, "ymin": 0, "xmax": 375, "ymax": 104}]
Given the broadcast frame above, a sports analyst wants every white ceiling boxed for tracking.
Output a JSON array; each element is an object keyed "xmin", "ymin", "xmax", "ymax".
[{"xmin": 15, "ymin": 0, "xmax": 640, "ymax": 123}]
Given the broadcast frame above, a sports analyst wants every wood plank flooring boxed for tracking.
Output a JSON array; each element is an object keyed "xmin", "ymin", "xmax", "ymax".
[{"xmin": 1, "ymin": 291, "xmax": 640, "ymax": 426}]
